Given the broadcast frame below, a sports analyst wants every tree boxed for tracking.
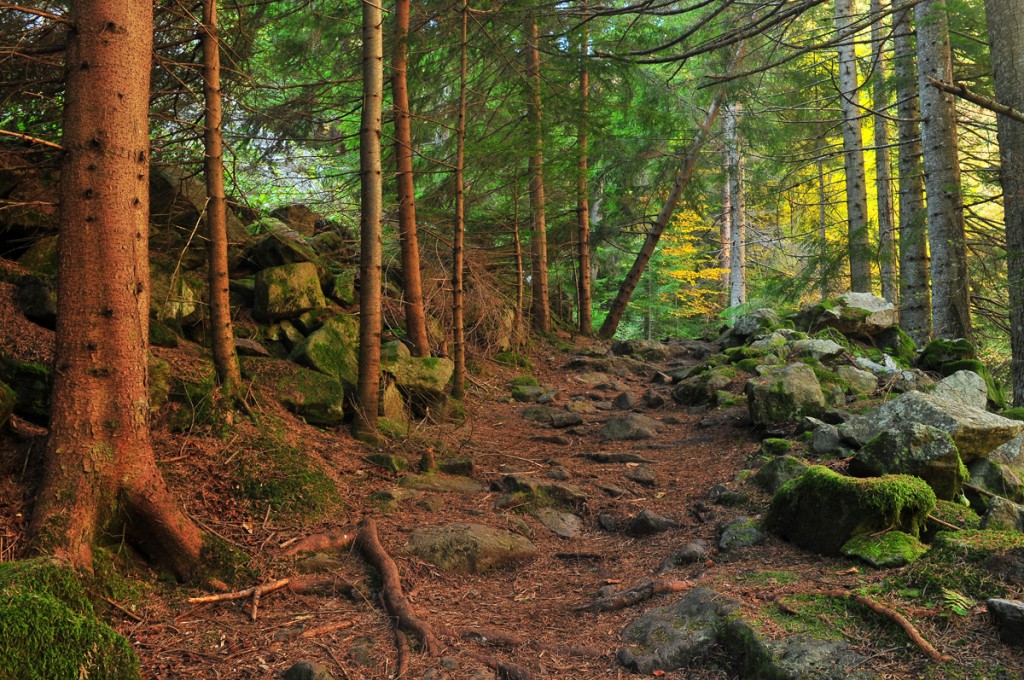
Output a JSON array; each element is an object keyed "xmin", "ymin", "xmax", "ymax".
[
  {"xmin": 834, "ymin": 0, "xmax": 873, "ymax": 292},
  {"xmin": 393, "ymin": 0, "xmax": 431, "ymax": 357},
  {"xmin": 30, "ymin": 0, "xmax": 202, "ymax": 577},
  {"xmin": 451, "ymin": 0, "xmax": 468, "ymax": 399},
  {"xmin": 870, "ymin": 0, "xmax": 897, "ymax": 304},
  {"xmin": 893, "ymin": 2, "xmax": 930, "ymax": 341},
  {"xmin": 916, "ymin": 0, "xmax": 971, "ymax": 340},
  {"xmin": 724, "ymin": 99, "xmax": 746, "ymax": 306},
  {"xmin": 356, "ymin": 0, "xmax": 384, "ymax": 435},
  {"xmin": 984, "ymin": 0, "xmax": 1024, "ymax": 405},
  {"xmin": 576, "ymin": 0, "xmax": 593, "ymax": 336},
  {"xmin": 526, "ymin": 14, "xmax": 551, "ymax": 334},
  {"xmin": 201, "ymin": 0, "xmax": 243, "ymax": 399}
]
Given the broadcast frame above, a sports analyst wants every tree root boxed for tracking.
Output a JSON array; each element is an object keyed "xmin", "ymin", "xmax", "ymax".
[
  {"xmin": 790, "ymin": 590, "xmax": 954, "ymax": 663},
  {"xmin": 575, "ymin": 578, "xmax": 690, "ymax": 613},
  {"xmin": 283, "ymin": 531, "xmax": 356, "ymax": 556},
  {"xmin": 288, "ymin": 574, "xmax": 362, "ymax": 598},
  {"xmin": 356, "ymin": 518, "xmax": 441, "ymax": 656},
  {"xmin": 454, "ymin": 625, "xmax": 604, "ymax": 659},
  {"xmin": 465, "ymin": 650, "xmax": 537, "ymax": 680},
  {"xmin": 298, "ymin": 621, "xmax": 354, "ymax": 639}
]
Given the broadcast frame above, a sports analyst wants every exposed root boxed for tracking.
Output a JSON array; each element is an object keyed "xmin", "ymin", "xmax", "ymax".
[
  {"xmin": 298, "ymin": 621, "xmax": 354, "ymax": 639},
  {"xmin": 288, "ymin": 574, "xmax": 362, "ymax": 598},
  {"xmin": 575, "ymin": 578, "xmax": 690, "ymax": 613},
  {"xmin": 394, "ymin": 628, "xmax": 411, "ymax": 678},
  {"xmin": 283, "ymin": 531, "xmax": 356, "ymax": 556},
  {"xmin": 356, "ymin": 518, "xmax": 441, "ymax": 656}
]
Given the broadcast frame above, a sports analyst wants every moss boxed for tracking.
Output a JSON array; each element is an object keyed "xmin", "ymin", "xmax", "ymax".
[
  {"xmin": 735, "ymin": 570, "xmax": 800, "ymax": 586},
  {"xmin": 197, "ymin": 536, "xmax": 258, "ymax": 587},
  {"xmin": 1002, "ymin": 407, "xmax": 1024, "ymax": 422},
  {"xmin": 494, "ymin": 351, "xmax": 532, "ymax": 369},
  {"xmin": 510, "ymin": 375, "xmax": 540, "ymax": 387},
  {"xmin": 0, "ymin": 354, "xmax": 52, "ymax": 424},
  {"xmin": 0, "ymin": 558, "xmax": 140, "ymax": 679},
  {"xmin": 813, "ymin": 327, "xmax": 854, "ymax": 352},
  {"xmin": 444, "ymin": 397, "xmax": 467, "ymax": 423},
  {"xmin": 760, "ymin": 438, "xmax": 793, "ymax": 456},
  {"xmin": 923, "ymin": 500, "xmax": 981, "ymax": 542},
  {"xmin": 899, "ymin": 529, "xmax": 1024, "ymax": 600},
  {"xmin": 170, "ymin": 368, "xmax": 228, "ymax": 434},
  {"xmin": 148, "ymin": 355, "xmax": 171, "ymax": 411},
  {"xmin": 376, "ymin": 417, "xmax": 409, "ymax": 439},
  {"xmin": 841, "ymin": 531, "xmax": 929, "ymax": 568},
  {"xmin": 877, "ymin": 325, "xmax": 917, "ymax": 367},
  {"xmin": 736, "ymin": 358, "xmax": 761, "ymax": 374},
  {"xmin": 148, "ymin": 317, "xmax": 180, "ymax": 348},
  {"xmin": 365, "ymin": 451, "xmax": 409, "ymax": 472},
  {"xmin": 918, "ymin": 338, "xmax": 976, "ymax": 371}
]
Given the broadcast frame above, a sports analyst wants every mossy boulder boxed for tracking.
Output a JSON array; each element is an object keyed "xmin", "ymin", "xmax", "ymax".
[
  {"xmin": 382, "ymin": 355, "xmax": 454, "ymax": 418},
  {"xmin": 244, "ymin": 217, "xmax": 320, "ymax": 269},
  {"xmin": 754, "ymin": 455, "xmax": 809, "ymax": 495},
  {"xmin": 326, "ymin": 268, "xmax": 356, "ymax": 306},
  {"xmin": 875, "ymin": 325, "xmax": 918, "ymax": 366},
  {"xmin": 672, "ymin": 366, "xmax": 737, "ymax": 406},
  {"xmin": 402, "ymin": 523, "xmax": 538, "ymax": 574},
  {"xmin": 942, "ymin": 359, "xmax": 1006, "ymax": 410},
  {"xmin": 836, "ymin": 365, "xmax": 878, "ymax": 395},
  {"xmin": 150, "ymin": 260, "xmax": 204, "ymax": 324},
  {"xmin": 746, "ymin": 363, "xmax": 826, "ymax": 427},
  {"xmin": 254, "ymin": 262, "xmax": 327, "ymax": 322},
  {"xmin": 841, "ymin": 531, "xmax": 929, "ymax": 568},
  {"xmin": 731, "ymin": 309, "xmax": 780, "ymax": 340},
  {"xmin": 968, "ymin": 434, "xmax": 1024, "ymax": 507},
  {"xmin": 849, "ymin": 423, "xmax": 967, "ymax": 501},
  {"xmin": 0, "ymin": 558, "xmax": 140, "ymax": 679},
  {"xmin": 0, "ymin": 354, "xmax": 51, "ymax": 426},
  {"xmin": 792, "ymin": 292, "xmax": 898, "ymax": 338},
  {"xmin": 918, "ymin": 337, "xmax": 976, "ymax": 370},
  {"xmin": 291, "ymin": 314, "xmax": 360, "ymax": 391},
  {"xmin": 982, "ymin": 497, "xmax": 1024, "ymax": 532},
  {"xmin": 0, "ymin": 379, "xmax": 14, "ymax": 428},
  {"xmin": 148, "ymin": 317, "xmax": 180, "ymax": 348},
  {"xmin": 248, "ymin": 358, "xmax": 347, "ymax": 426},
  {"xmin": 766, "ymin": 466, "xmax": 936, "ymax": 555}
]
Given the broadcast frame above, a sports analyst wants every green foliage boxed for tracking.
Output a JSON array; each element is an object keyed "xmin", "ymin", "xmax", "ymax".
[{"xmin": 760, "ymin": 438, "xmax": 793, "ymax": 456}]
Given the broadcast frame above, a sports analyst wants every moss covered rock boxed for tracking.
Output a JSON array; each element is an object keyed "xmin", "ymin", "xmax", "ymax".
[
  {"xmin": 918, "ymin": 338, "xmax": 976, "ymax": 370},
  {"xmin": 672, "ymin": 366, "xmax": 738, "ymax": 406},
  {"xmin": 766, "ymin": 466, "xmax": 936, "ymax": 555},
  {"xmin": 267, "ymin": 361, "xmax": 347, "ymax": 426},
  {"xmin": 793, "ymin": 293, "xmax": 898, "ymax": 337},
  {"xmin": 291, "ymin": 314, "xmax": 360, "ymax": 391},
  {"xmin": 244, "ymin": 217, "xmax": 319, "ymax": 269},
  {"xmin": 746, "ymin": 363, "xmax": 826, "ymax": 427},
  {"xmin": 403, "ymin": 523, "xmax": 537, "ymax": 574},
  {"xmin": 841, "ymin": 531, "xmax": 929, "ymax": 568},
  {"xmin": 875, "ymin": 325, "xmax": 918, "ymax": 366},
  {"xmin": 754, "ymin": 455, "xmax": 809, "ymax": 495},
  {"xmin": 254, "ymin": 262, "xmax": 326, "ymax": 322},
  {"xmin": 0, "ymin": 558, "xmax": 140, "ymax": 679},
  {"xmin": 849, "ymin": 423, "xmax": 967, "ymax": 501},
  {"xmin": 382, "ymin": 355, "xmax": 454, "ymax": 418}
]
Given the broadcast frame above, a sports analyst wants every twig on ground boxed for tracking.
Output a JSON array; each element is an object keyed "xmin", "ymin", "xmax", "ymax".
[
  {"xmin": 283, "ymin": 531, "xmax": 356, "ymax": 556},
  {"xmin": 298, "ymin": 621, "xmax": 354, "ymax": 639}
]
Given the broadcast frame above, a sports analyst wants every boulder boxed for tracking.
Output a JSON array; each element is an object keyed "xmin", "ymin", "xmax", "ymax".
[
  {"xmin": 150, "ymin": 165, "xmax": 246, "ymax": 245},
  {"xmin": 399, "ymin": 474, "xmax": 483, "ymax": 494},
  {"xmin": 793, "ymin": 292, "xmax": 898, "ymax": 337},
  {"xmin": 766, "ymin": 466, "xmax": 936, "ymax": 555},
  {"xmin": 790, "ymin": 338, "xmax": 846, "ymax": 360},
  {"xmin": 672, "ymin": 366, "xmax": 737, "ymax": 406},
  {"xmin": 849, "ymin": 423, "xmax": 966, "ymax": 501},
  {"xmin": 244, "ymin": 358, "xmax": 345, "ymax": 426},
  {"xmin": 836, "ymin": 365, "xmax": 877, "ymax": 395},
  {"xmin": 731, "ymin": 309, "xmax": 780, "ymax": 339},
  {"xmin": 982, "ymin": 497, "xmax": 1024, "ymax": 532},
  {"xmin": 987, "ymin": 599, "xmax": 1024, "ymax": 647},
  {"xmin": 511, "ymin": 385, "xmax": 545, "ymax": 403},
  {"xmin": 746, "ymin": 363, "xmax": 826, "ymax": 427},
  {"xmin": 291, "ymin": 314, "xmax": 360, "ymax": 391},
  {"xmin": 245, "ymin": 218, "xmax": 320, "ymax": 270},
  {"xmin": 254, "ymin": 262, "xmax": 326, "ymax": 322},
  {"xmin": 754, "ymin": 455, "xmax": 809, "ymax": 495},
  {"xmin": 930, "ymin": 370, "xmax": 988, "ymax": 411},
  {"xmin": 838, "ymin": 391, "xmax": 1023, "ymax": 462},
  {"xmin": 599, "ymin": 413, "xmax": 663, "ymax": 441},
  {"xmin": 326, "ymin": 268, "xmax": 356, "ymax": 306},
  {"xmin": 382, "ymin": 356, "xmax": 454, "ymax": 418},
  {"xmin": 812, "ymin": 423, "xmax": 842, "ymax": 456},
  {"xmin": 840, "ymin": 531, "xmax": 929, "ymax": 568},
  {"xmin": 918, "ymin": 337, "xmax": 976, "ymax": 370},
  {"xmin": 150, "ymin": 261, "xmax": 204, "ymax": 324},
  {"xmin": 718, "ymin": 517, "xmax": 765, "ymax": 551},
  {"xmin": 17, "ymin": 276, "xmax": 57, "ymax": 328},
  {"xmin": 610, "ymin": 339, "xmax": 684, "ymax": 362},
  {"xmin": 968, "ymin": 434, "xmax": 1024, "ymax": 506},
  {"xmin": 613, "ymin": 391, "xmax": 642, "ymax": 410},
  {"xmin": 403, "ymin": 524, "xmax": 537, "ymax": 574},
  {"xmin": 270, "ymin": 204, "xmax": 321, "ymax": 237},
  {"xmin": 874, "ymin": 325, "xmax": 918, "ymax": 366}
]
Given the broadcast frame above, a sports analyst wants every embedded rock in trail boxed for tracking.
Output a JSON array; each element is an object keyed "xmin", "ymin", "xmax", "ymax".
[
  {"xmin": 626, "ymin": 509, "xmax": 678, "ymax": 536},
  {"xmin": 254, "ymin": 262, "xmax": 327, "ymax": 322},
  {"xmin": 399, "ymin": 474, "xmax": 484, "ymax": 494},
  {"xmin": 498, "ymin": 474, "xmax": 587, "ymax": 509},
  {"xmin": 565, "ymin": 354, "xmax": 653, "ymax": 377},
  {"xmin": 522, "ymin": 405, "xmax": 583, "ymax": 428},
  {"xmin": 930, "ymin": 370, "xmax": 988, "ymax": 411},
  {"xmin": 625, "ymin": 464, "xmax": 657, "ymax": 486},
  {"xmin": 849, "ymin": 423, "xmax": 966, "ymax": 501},
  {"xmin": 658, "ymin": 540, "xmax": 709, "ymax": 572},
  {"xmin": 581, "ymin": 452, "xmax": 655, "ymax": 464},
  {"xmin": 754, "ymin": 455, "xmax": 809, "ymax": 495},
  {"xmin": 718, "ymin": 517, "xmax": 765, "ymax": 551},
  {"xmin": 613, "ymin": 391, "xmax": 642, "ymax": 410},
  {"xmin": 403, "ymin": 523, "xmax": 538, "ymax": 574},
  {"xmin": 599, "ymin": 413, "xmax": 663, "ymax": 441},
  {"xmin": 793, "ymin": 292, "xmax": 898, "ymax": 337},
  {"xmin": 671, "ymin": 366, "xmax": 737, "ymax": 406},
  {"xmin": 531, "ymin": 507, "xmax": 583, "ymax": 539},
  {"xmin": 291, "ymin": 314, "xmax": 360, "ymax": 391},
  {"xmin": 617, "ymin": 588, "xmax": 869, "ymax": 677},
  {"xmin": 511, "ymin": 385, "xmax": 545, "ymax": 403},
  {"xmin": 838, "ymin": 390, "xmax": 1023, "ymax": 462},
  {"xmin": 746, "ymin": 363, "xmax": 826, "ymax": 427},
  {"xmin": 283, "ymin": 660, "xmax": 336, "ymax": 680},
  {"xmin": 766, "ymin": 466, "xmax": 935, "ymax": 555}
]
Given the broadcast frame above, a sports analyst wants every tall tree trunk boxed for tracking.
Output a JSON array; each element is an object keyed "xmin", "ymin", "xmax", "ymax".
[
  {"xmin": 356, "ymin": 0, "xmax": 384, "ymax": 435},
  {"xmin": 818, "ymin": 157, "xmax": 829, "ymax": 297},
  {"xmin": 202, "ymin": 0, "xmax": 242, "ymax": 399},
  {"xmin": 451, "ymin": 0, "xmax": 467, "ymax": 400},
  {"xmin": 392, "ymin": 0, "xmax": 431, "ymax": 357},
  {"xmin": 512, "ymin": 173, "xmax": 524, "ymax": 319},
  {"xmin": 720, "ymin": 150, "xmax": 732, "ymax": 298},
  {"xmin": 724, "ymin": 100, "xmax": 746, "ymax": 306},
  {"xmin": 871, "ymin": 0, "xmax": 898, "ymax": 303},
  {"xmin": 598, "ymin": 95, "xmax": 725, "ymax": 339},
  {"xmin": 526, "ymin": 16, "xmax": 550, "ymax": 334},
  {"xmin": 916, "ymin": 0, "xmax": 972, "ymax": 340},
  {"xmin": 893, "ymin": 2, "xmax": 931, "ymax": 341},
  {"xmin": 983, "ymin": 0, "xmax": 1024, "ymax": 405},
  {"xmin": 576, "ymin": 0, "xmax": 593, "ymax": 336},
  {"xmin": 31, "ymin": 0, "xmax": 202, "ymax": 577},
  {"xmin": 834, "ymin": 0, "xmax": 873, "ymax": 292}
]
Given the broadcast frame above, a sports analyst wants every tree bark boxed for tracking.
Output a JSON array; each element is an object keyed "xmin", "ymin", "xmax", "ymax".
[
  {"xmin": 893, "ymin": 2, "xmax": 931, "ymax": 342},
  {"xmin": 720, "ymin": 150, "xmax": 732, "ymax": 299},
  {"xmin": 834, "ymin": 0, "xmax": 873, "ymax": 293},
  {"xmin": 576, "ymin": 0, "xmax": 593, "ymax": 336},
  {"xmin": 451, "ymin": 0, "xmax": 467, "ymax": 399},
  {"xmin": 598, "ymin": 95, "xmax": 725, "ymax": 339},
  {"xmin": 526, "ymin": 16, "xmax": 550, "ymax": 334},
  {"xmin": 512, "ymin": 173, "xmax": 524, "ymax": 319},
  {"xmin": 392, "ymin": 0, "xmax": 431, "ymax": 357},
  {"xmin": 983, "ymin": 0, "xmax": 1024, "ymax": 405},
  {"xmin": 31, "ymin": 0, "xmax": 202, "ymax": 578},
  {"xmin": 356, "ymin": 0, "xmax": 384, "ymax": 435},
  {"xmin": 871, "ymin": 0, "xmax": 898, "ymax": 304},
  {"xmin": 202, "ymin": 0, "xmax": 242, "ymax": 398},
  {"xmin": 724, "ymin": 100, "xmax": 746, "ymax": 307},
  {"xmin": 916, "ymin": 0, "xmax": 971, "ymax": 340}
]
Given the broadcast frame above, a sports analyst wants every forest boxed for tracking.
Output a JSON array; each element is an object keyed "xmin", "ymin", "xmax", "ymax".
[{"xmin": 3, "ymin": 0, "xmax": 1024, "ymax": 678}]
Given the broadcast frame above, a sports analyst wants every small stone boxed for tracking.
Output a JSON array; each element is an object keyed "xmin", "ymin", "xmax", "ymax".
[
  {"xmin": 613, "ymin": 391, "xmax": 642, "ymax": 410},
  {"xmin": 626, "ymin": 509, "xmax": 679, "ymax": 536},
  {"xmin": 511, "ymin": 385, "xmax": 545, "ymax": 403},
  {"xmin": 598, "ymin": 512, "xmax": 618, "ymax": 531},
  {"xmin": 599, "ymin": 413, "xmax": 663, "ymax": 441},
  {"xmin": 551, "ymin": 412, "xmax": 584, "ymax": 428},
  {"xmin": 234, "ymin": 337, "xmax": 270, "ymax": 357},
  {"xmin": 658, "ymin": 540, "xmax": 709, "ymax": 571},
  {"xmin": 283, "ymin": 661, "xmax": 336, "ymax": 680},
  {"xmin": 718, "ymin": 517, "xmax": 765, "ymax": 551},
  {"xmin": 707, "ymin": 484, "xmax": 747, "ymax": 506},
  {"xmin": 599, "ymin": 483, "xmax": 627, "ymax": 498},
  {"xmin": 643, "ymin": 390, "xmax": 667, "ymax": 409},
  {"xmin": 626, "ymin": 464, "xmax": 657, "ymax": 486},
  {"xmin": 532, "ymin": 507, "xmax": 583, "ymax": 539},
  {"xmin": 987, "ymin": 599, "xmax": 1024, "ymax": 647},
  {"xmin": 440, "ymin": 657, "xmax": 459, "ymax": 671}
]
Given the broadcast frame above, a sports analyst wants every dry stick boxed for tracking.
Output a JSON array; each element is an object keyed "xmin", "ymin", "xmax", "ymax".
[
  {"xmin": 926, "ymin": 514, "xmax": 961, "ymax": 532},
  {"xmin": 298, "ymin": 621, "xmax": 354, "ymax": 639},
  {"xmin": 288, "ymin": 574, "xmax": 361, "ymax": 597},
  {"xmin": 575, "ymin": 578, "xmax": 690, "ymax": 613},
  {"xmin": 187, "ymin": 577, "xmax": 291, "ymax": 623},
  {"xmin": 283, "ymin": 531, "xmax": 356, "ymax": 556},
  {"xmin": 356, "ymin": 518, "xmax": 441, "ymax": 656}
]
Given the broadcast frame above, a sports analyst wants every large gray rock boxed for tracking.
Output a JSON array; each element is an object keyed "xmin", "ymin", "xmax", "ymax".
[
  {"xmin": 849, "ymin": 423, "xmax": 966, "ymax": 500},
  {"xmin": 291, "ymin": 314, "xmax": 360, "ymax": 390},
  {"xmin": 245, "ymin": 218, "xmax": 320, "ymax": 269},
  {"xmin": 988, "ymin": 599, "xmax": 1024, "ymax": 647},
  {"xmin": 931, "ymin": 370, "xmax": 989, "ymax": 411},
  {"xmin": 794, "ymin": 292, "xmax": 898, "ymax": 337},
  {"xmin": 791, "ymin": 338, "xmax": 846, "ymax": 360},
  {"xmin": 403, "ymin": 524, "xmax": 537, "ymax": 574},
  {"xmin": 599, "ymin": 413, "xmax": 663, "ymax": 441},
  {"xmin": 382, "ymin": 356, "xmax": 455, "ymax": 418},
  {"xmin": 838, "ymin": 391, "xmax": 1024, "ymax": 462},
  {"xmin": 732, "ymin": 309, "xmax": 780, "ymax": 339},
  {"xmin": 754, "ymin": 455, "xmax": 810, "ymax": 495},
  {"xmin": 746, "ymin": 363, "xmax": 826, "ymax": 427},
  {"xmin": 982, "ymin": 497, "xmax": 1024, "ymax": 532},
  {"xmin": 969, "ymin": 433, "xmax": 1024, "ymax": 505},
  {"xmin": 254, "ymin": 262, "xmax": 326, "ymax": 322},
  {"xmin": 836, "ymin": 365, "xmax": 878, "ymax": 395},
  {"xmin": 531, "ymin": 507, "xmax": 582, "ymax": 539},
  {"xmin": 150, "ymin": 165, "xmax": 247, "ymax": 256}
]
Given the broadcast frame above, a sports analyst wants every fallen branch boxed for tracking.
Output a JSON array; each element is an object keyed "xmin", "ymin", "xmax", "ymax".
[
  {"xmin": 298, "ymin": 621, "xmax": 354, "ymax": 639},
  {"xmin": 576, "ymin": 578, "xmax": 690, "ymax": 613},
  {"xmin": 926, "ymin": 514, "xmax": 961, "ymax": 532},
  {"xmin": 356, "ymin": 518, "xmax": 441, "ymax": 656},
  {"xmin": 288, "ymin": 574, "xmax": 362, "ymax": 598},
  {"xmin": 283, "ymin": 531, "xmax": 356, "ymax": 556},
  {"xmin": 188, "ymin": 578, "xmax": 290, "ymax": 605}
]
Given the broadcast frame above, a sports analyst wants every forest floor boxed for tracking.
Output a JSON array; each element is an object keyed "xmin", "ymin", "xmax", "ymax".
[{"xmin": 1, "ymin": 273, "xmax": 1023, "ymax": 678}]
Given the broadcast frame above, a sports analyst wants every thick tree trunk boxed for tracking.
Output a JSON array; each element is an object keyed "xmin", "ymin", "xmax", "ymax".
[
  {"xmin": 598, "ymin": 96, "xmax": 725, "ymax": 339},
  {"xmin": 871, "ymin": 0, "xmax": 898, "ymax": 304},
  {"xmin": 576, "ymin": 1, "xmax": 593, "ymax": 336},
  {"xmin": 356, "ymin": 0, "xmax": 384, "ymax": 435},
  {"xmin": 526, "ymin": 16, "xmax": 550, "ymax": 334},
  {"xmin": 451, "ymin": 0, "xmax": 467, "ymax": 399},
  {"xmin": 392, "ymin": 0, "xmax": 431, "ymax": 357},
  {"xmin": 818, "ymin": 157, "xmax": 829, "ymax": 297},
  {"xmin": 202, "ymin": 0, "xmax": 242, "ymax": 398},
  {"xmin": 893, "ymin": 3, "xmax": 931, "ymax": 341},
  {"xmin": 724, "ymin": 100, "xmax": 746, "ymax": 307},
  {"xmin": 31, "ymin": 0, "xmax": 202, "ymax": 578},
  {"xmin": 984, "ymin": 0, "xmax": 1024, "ymax": 405},
  {"xmin": 834, "ymin": 0, "xmax": 873, "ymax": 292},
  {"xmin": 916, "ymin": 0, "xmax": 971, "ymax": 340}
]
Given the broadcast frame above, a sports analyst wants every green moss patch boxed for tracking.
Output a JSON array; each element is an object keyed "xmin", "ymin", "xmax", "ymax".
[
  {"xmin": 197, "ymin": 536, "xmax": 258, "ymax": 587},
  {"xmin": 841, "ymin": 531, "xmax": 929, "ymax": 568},
  {"xmin": 760, "ymin": 438, "xmax": 793, "ymax": 456},
  {"xmin": 899, "ymin": 529, "xmax": 1024, "ymax": 600},
  {"xmin": 494, "ymin": 351, "xmax": 532, "ymax": 369},
  {"xmin": 0, "ymin": 558, "xmax": 140, "ymax": 679},
  {"xmin": 510, "ymin": 375, "xmax": 540, "ymax": 387},
  {"xmin": 234, "ymin": 429, "xmax": 340, "ymax": 520}
]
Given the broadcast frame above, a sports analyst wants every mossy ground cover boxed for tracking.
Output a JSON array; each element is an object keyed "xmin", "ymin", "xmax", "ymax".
[{"xmin": 896, "ymin": 529, "xmax": 1024, "ymax": 600}]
